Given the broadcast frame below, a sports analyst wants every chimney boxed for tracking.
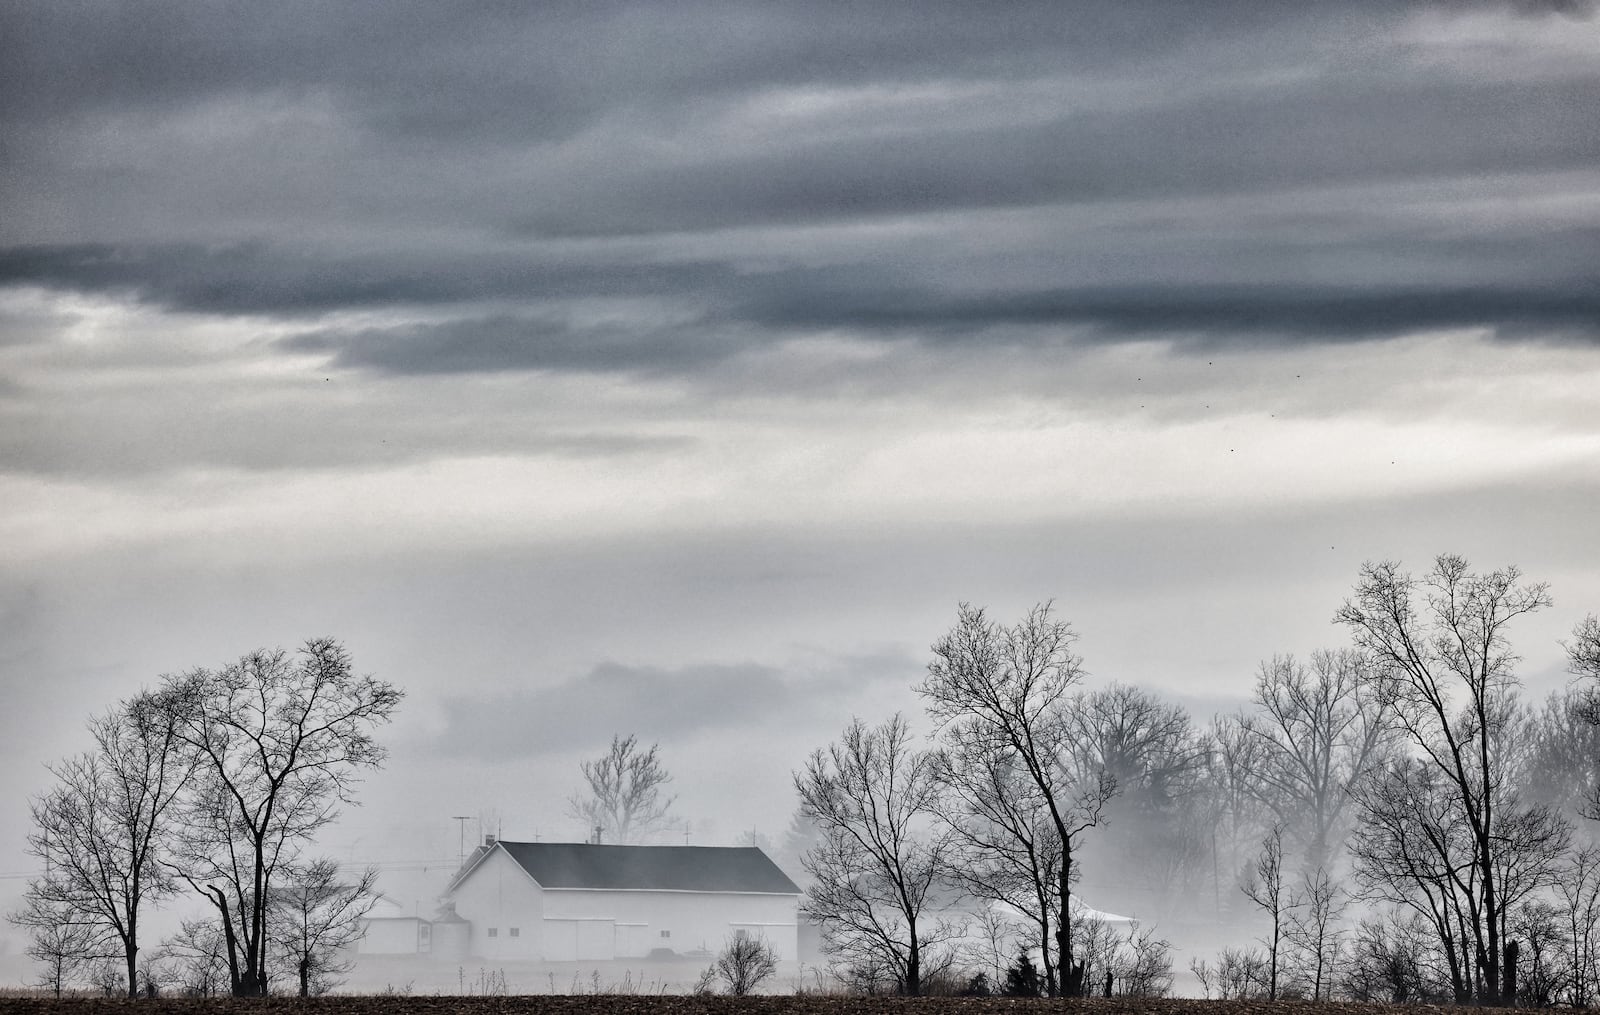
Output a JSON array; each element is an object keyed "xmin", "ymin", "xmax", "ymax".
[
  {"xmin": 484, "ymin": 833, "xmax": 497, "ymax": 847},
  {"xmin": 592, "ymin": 824, "xmax": 604, "ymax": 845}
]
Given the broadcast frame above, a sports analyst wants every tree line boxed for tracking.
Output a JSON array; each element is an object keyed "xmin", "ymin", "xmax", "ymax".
[
  {"xmin": 8, "ymin": 639, "xmax": 403, "ymax": 998},
  {"xmin": 792, "ymin": 555, "xmax": 1600, "ymax": 1003},
  {"xmin": 11, "ymin": 555, "xmax": 1598, "ymax": 1003}
]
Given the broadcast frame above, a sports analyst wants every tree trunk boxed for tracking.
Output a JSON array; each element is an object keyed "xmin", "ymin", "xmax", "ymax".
[
  {"xmin": 1056, "ymin": 850, "xmax": 1081, "ymax": 997},
  {"xmin": 125, "ymin": 943, "xmax": 138, "ymax": 1000},
  {"xmin": 1447, "ymin": 933, "xmax": 1467, "ymax": 1004},
  {"xmin": 1269, "ymin": 910, "xmax": 1280, "ymax": 1000},
  {"xmin": 211, "ymin": 888, "xmax": 244, "ymax": 997},
  {"xmin": 905, "ymin": 935, "xmax": 921, "ymax": 996},
  {"xmin": 1502, "ymin": 939, "xmax": 1518, "ymax": 1005},
  {"xmin": 299, "ymin": 956, "xmax": 311, "ymax": 998},
  {"xmin": 1039, "ymin": 909, "xmax": 1057, "ymax": 997}
]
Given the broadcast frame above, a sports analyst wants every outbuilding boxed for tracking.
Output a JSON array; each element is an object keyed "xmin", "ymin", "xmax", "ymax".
[
  {"xmin": 356, "ymin": 895, "xmax": 433, "ymax": 955},
  {"xmin": 444, "ymin": 840, "xmax": 802, "ymax": 962}
]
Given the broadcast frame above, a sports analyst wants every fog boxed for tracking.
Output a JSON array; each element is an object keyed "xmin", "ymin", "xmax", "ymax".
[{"xmin": 4, "ymin": 0, "xmax": 1600, "ymax": 999}]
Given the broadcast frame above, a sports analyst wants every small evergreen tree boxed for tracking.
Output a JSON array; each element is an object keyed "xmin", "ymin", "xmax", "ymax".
[{"xmin": 1005, "ymin": 947, "xmax": 1042, "ymax": 996}]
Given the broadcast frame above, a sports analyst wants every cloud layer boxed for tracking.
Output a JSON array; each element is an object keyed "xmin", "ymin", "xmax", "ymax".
[{"xmin": 4, "ymin": 2, "xmax": 1599, "ymax": 384}]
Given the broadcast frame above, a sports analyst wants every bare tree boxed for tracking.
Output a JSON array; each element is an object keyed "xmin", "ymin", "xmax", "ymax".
[
  {"xmin": 1508, "ymin": 897, "xmax": 1565, "ymax": 1006},
  {"xmin": 1240, "ymin": 825, "xmax": 1300, "ymax": 1000},
  {"xmin": 1210, "ymin": 946, "xmax": 1271, "ymax": 999},
  {"xmin": 19, "ymin": 696, "xmax": 193, "ymax": 997},
  {"xmin": 567, "ymin": 734, "xmax": 675, "ymax": 844},
  {"xmin": 1113, "ymin": 921, "xmax": 1175, "ymax": 997},
  {"xmin": 1205, "ymin": 715, "xmax": 1275, "ymax": 918},
  {"xmin": 1239, "ymin": 650, "xmax": 1394, "ymax": 870},
  {"xmin": 159, "ymin": 638, "xmax": 402, "ymax": 996},
  {"xmin": 6, "ymin": 891, "xmax": 114, "ymax": 998},
  {"xmin": 1289, "ymin": 865, "xmax": 1346, "ymax": 1000},
  {"xmin": 715, "ymin": 932, "xmax": 778, "ymax": 995},
  {"xmin": 1349, "ymin": 755, "xmax": 1478, "ymax": 1001},
  {"xmin": 1343, "ymin": 907, "xmax": 1449, "ymax": 1003},
  {"xmin": 931, "ymin": 731, "xmax": 1062, "ymax": 992},
  {"xmin": 795, "ymin": 713, "xmax": 955, "ymax": 995},
  {"xmin": 1571, "ymin": 615, "xmax": 1600, "ymax": 685},
  {"xmin": 968, "ymin": 902, "xmax": 1018, "ymax": 990},
  {"xmin": 1570, "ymin": 614, "xmax": 1600, "ymax": 821},
  {"xmin": 159, "ymin": 918, "xmax": 231, "ymax": 997},
  {"xmin": 1551, "ymin": 845, "xmax": 1600, "ymax": 1007},
  {"xmin": 1352, "ymin": 739, "xmax": 1568, "ymax": 1005},
  {"xmin": 1521, "ymin": 689, "xmax": 1600, "ymax": 825},
  {"xmin": 920, "ymin": 602, "xmax": 1115, "ymax": 996},
  {"xmin": 270, "ymin": 858, "xmax": 379, "ymax": 996},
  {"xmin": 1337, "ymin": 554, "xmax": 1553, "ymax": 1003},
  {"xmin": 1072, "ymin": 683, "xmax": 1211, "ymax": 916}
]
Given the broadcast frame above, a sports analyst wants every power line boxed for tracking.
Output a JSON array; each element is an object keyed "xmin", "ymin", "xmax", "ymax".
[{"xmin": 3, "ymin": 855, "xmax": 467, "ymax": 880}]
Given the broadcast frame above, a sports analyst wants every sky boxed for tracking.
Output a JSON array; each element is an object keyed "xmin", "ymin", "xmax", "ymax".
[{"xmin": 2, "ymin": 0, "xmax": 1600, "ymax": 928}]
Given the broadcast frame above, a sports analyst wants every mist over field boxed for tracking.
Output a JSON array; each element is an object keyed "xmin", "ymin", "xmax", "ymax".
[{"xmin": 2, "ymin": 0, "xmax": 1599, "ymax": 1000}]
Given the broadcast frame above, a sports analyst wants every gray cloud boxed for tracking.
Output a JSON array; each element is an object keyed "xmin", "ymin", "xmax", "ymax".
[
  {"xmin": 433, "ymin": 653, "xmax": 919, "ymax": 760},
  {"xmin": 741, "ymin": 280, "xmax": 1600, "ymax": 345},
  {"xmin": 517, "ymin": 78, "xmax": 1600, "ymax": 239},
  {"xmin": 282, "ymin": 315, "xmax": 744, "ymax": 376},
  {"xmin": 0, "ymin": 243, "xmax": 739, "ymax": 317},
  {"xmin": 276, "ymin": 280, "xmax": 1600, "ymax": 380},
  {"xmin": 10, "ymin": 235, "xmax": 1597, "ymax": 385},
  {"xmin": 0, "ymin": 4, "xmax": 1366, "ymax": 134}
]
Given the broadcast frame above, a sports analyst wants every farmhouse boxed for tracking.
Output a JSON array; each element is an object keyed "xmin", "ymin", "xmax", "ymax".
[{"xmin": 444, "ymin": 840, "xmax": 802, "ymax": 962}]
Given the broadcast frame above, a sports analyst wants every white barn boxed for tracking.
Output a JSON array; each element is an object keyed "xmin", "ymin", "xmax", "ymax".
[{"xmin": 445, "ymin": 840, "xmax": 802, "ymax": 962}]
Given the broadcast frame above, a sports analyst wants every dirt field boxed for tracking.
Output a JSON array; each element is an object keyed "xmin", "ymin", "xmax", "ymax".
[{"xmin": 0, "ymin": 998, "xmax": 1485, "ymax": 1015}]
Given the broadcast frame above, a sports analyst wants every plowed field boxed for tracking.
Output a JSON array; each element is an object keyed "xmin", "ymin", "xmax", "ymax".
[{"xmin": 0, "ymin": 998, "xmax": 1487, "ymax": 1015}]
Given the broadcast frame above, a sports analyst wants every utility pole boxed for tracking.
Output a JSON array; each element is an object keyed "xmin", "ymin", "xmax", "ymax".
[{"xmin": 452, "ymin": 816, "xmax": 473, "ymax": 860}]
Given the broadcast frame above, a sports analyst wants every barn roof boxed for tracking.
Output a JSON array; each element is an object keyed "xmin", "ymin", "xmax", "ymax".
[{"xmin": 453, "ymin": 841, "xmax": 801, "ymax": 895}]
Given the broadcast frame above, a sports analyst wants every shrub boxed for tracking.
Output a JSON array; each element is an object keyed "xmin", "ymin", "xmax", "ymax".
[{"xmin": 715, "ymin": 932, "xmax": 778, "ymax": 996}]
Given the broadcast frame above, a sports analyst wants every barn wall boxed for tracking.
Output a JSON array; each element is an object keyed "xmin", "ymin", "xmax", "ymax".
[
  {"xmin": 356, "ymin": 917, "xmax": 429, "ymax": 955},
  {"xmin": 540, "ymin": 889, "xmax": 799, "ymax": 961},
  {"xmin": 449, "ymin": 847, "xmax": 545, "ymax": 961}
]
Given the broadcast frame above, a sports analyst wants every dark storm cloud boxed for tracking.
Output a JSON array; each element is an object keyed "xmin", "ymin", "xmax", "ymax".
[
  {"xmin": 282, "ymin": 316, "xmax": 740, "ymax": 375},
  {"xmin": 3, "ymin": 1, "xmax": 1597, "ymax": 373},
  {"xmin": 742, "ymin": 281, "xmax": 1600, "ymax": 345},
  {"xmin": 433, "ymin": 654, "xmax": 918, "ymax": 759},
  {"xmin": 277, "ymin": 280, "xmax": 1600, "ymax": 378},
  {"xmin": 0, "ymin": 243, "xmax": 739, "ymax": 316}
]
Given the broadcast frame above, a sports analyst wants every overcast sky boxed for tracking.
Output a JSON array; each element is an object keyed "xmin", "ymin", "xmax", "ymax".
[{"xmin": 3, "ymin": 1, "xmax": 1599, "ymax": 912}]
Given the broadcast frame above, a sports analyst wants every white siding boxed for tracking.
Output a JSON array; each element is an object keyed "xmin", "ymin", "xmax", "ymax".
[
  {"xmin": 540, "ymin": 889, "xmax": 798, "ymax": 960},
  {"xmin": 356, "ymin": 917, "xmax": 429, "ymax": 955},
  {"xmin": 615, "ymin": 922, "xmax": 651, "ymax": 958},
  {"xmin": 449, "ymin": 847, "xmax": 545, "ymax": 961}
]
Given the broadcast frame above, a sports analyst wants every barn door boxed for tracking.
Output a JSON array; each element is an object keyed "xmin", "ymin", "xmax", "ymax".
[{"xmin": 576, "ymin": 919, "xmax": 615, "ymax": 960}]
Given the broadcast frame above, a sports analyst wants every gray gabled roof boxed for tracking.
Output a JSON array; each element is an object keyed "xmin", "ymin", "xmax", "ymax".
[{"xmin": 456, "ymin": 841, "xmax": 800, "ymax": 895}]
